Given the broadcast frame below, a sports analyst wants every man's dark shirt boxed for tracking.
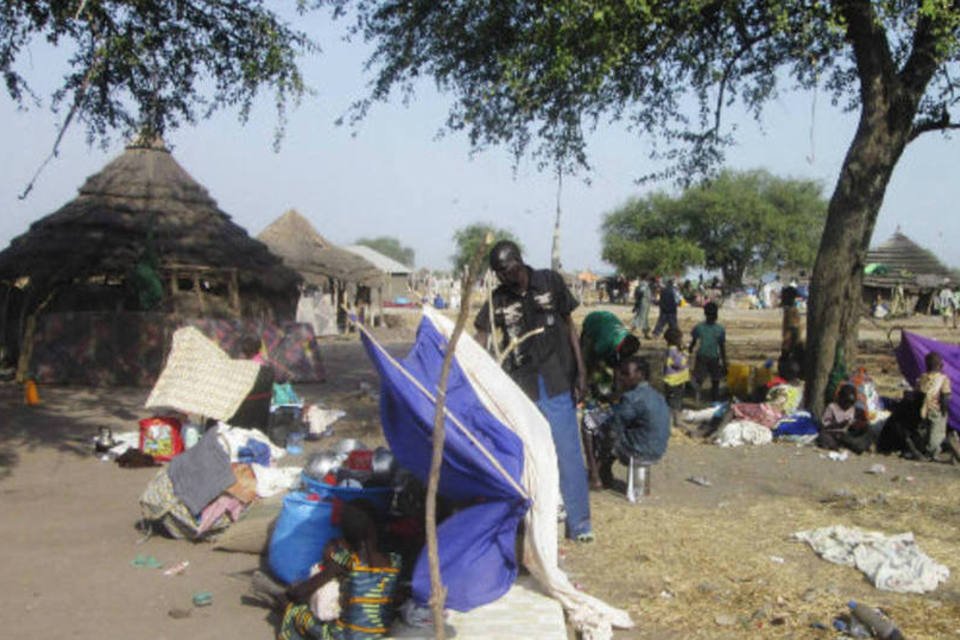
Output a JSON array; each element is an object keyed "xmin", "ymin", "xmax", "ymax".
[
  {"xmin": 659, "ymin": 284, "xmax": 678, "ymax": 314},
  {"xmin": 475, "ymin": 267, "xmax": 579, "ymax": 400}
]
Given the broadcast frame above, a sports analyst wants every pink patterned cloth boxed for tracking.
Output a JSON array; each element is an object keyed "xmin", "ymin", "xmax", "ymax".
[
  {"xmin": 197, "ymin": 494, "xmax": 246, "ymax": 534},
  {"xmin": 730, "ymin": 401, "xmax": 783, "ymax": 429}
]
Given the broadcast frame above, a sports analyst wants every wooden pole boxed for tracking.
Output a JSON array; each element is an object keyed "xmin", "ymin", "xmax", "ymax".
[{"xmin": 425, "ymin": 237, "xmax": 491, "ymax": 639}]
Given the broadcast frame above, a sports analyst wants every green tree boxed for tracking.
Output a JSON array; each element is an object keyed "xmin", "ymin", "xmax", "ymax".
[
  {"xmin": 2, "ymin": 2, "xmax": 313, "ymax": 149},
  {"xmin": 600, "ymin": 194, "xmax": 705, "ymax": 277},
  {"xmin": 327, "ymin": 0, "xmax": 960, "ymax": 414},
  {"xmin": 601, "ymin": 170, "xmax": 826, "ymax": 287},
  {"xmin": 678, "ymin": 170, "xmax": 827, "ymax": 287},
  {"xmin": 355, "ymin": 236, "xmax": 415, "ymax": 267},
  {"xmin": 451, "ymin": 223, "xmax": 520, "ymax": 275}
]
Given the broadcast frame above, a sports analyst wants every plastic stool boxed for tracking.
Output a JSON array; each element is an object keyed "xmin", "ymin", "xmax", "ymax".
[{"xmin": 626, "ymin": 457, "xmax": 654, "ymax": 503}]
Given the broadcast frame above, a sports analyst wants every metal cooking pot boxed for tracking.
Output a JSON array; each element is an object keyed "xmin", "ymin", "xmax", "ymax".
[
  {"xmin": 303, "ymin": 450, "xmax": 342, "ymax": 480},
  {"xmin": 370, "ymin": 446, "xmax": 397, "ymax": 483}
]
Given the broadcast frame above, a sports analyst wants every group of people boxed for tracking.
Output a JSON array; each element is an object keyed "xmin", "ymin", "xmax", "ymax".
[{"xmin": 473, "ymin": 241, "xmax": 726, "ymax": 542}]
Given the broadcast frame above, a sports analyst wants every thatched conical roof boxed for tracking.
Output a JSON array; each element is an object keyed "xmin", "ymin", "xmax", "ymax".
[
  {"xmin": 0, "ymin": 140, "xmax": 300, "ymax": 299},
  {"xmin": 258, "ymin": 210, "xmax": 383, "ymax": 286},
  {"xmin": 865, "ymin": 231, "xmax": 956, "ymax": 289}
]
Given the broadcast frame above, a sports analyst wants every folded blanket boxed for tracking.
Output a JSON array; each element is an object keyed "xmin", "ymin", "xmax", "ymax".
[{"xmin": 168, "ymin": 429, "xmax": 235, "ymax": 516}]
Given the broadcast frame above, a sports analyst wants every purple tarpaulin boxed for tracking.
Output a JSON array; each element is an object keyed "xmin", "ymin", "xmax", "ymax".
[{"xmin": 895, "ymin": 330, "xmax": 960, "ymax": 432}]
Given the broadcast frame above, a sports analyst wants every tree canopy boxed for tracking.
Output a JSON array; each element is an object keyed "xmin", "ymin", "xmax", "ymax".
[
  {"xmin": 451, "ymin": 223, "xmax": 520, "ymax": 275},
  {"xmin": 2, "ymin": 1, "xmax": 313, "ymax": 148},
  {"xmin": 601, "ymin": 170, "xmax": 826, "ymax": 286},
  {"xmin": 354, "ymin": 236, "xmax": 415, "ymax": 267},
  {"xmin": 329, "ymin": 0, "xmax": 960, "ymax": 414}
]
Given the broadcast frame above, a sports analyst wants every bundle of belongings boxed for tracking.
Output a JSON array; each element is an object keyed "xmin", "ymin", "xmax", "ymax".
[
  {"xmin": 139, "ymin": 423, "xmax": 296, "ymax": 539},
  {"xmin": 681, "ymin": 363, "xmax": 891, "ymax": 452},
  {"xmin": 136, "ymin": 327, "xmax": 303, "ymax": 539}
]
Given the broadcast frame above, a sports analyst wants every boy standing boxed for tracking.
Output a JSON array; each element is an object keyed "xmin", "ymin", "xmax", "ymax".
[
  {"xmin": 916, "ymin": 351, "xmax": 951, "ymax": 459},
  {"xmin": 689, "ymin": 302, "xmax": 727, "ymax": 403},
  {"xmin": 597, "ymin": 356, "xmax": 671, "ymax": 487},
  {"xmin": 662, "ymin": 327, "xmax": 690, "ymax": 423}
]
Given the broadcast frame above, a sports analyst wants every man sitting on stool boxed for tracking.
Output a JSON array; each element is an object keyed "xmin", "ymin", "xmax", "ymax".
[{"xmin": 598, "ymin": 355, "xmax": 671, "ymax": 490}]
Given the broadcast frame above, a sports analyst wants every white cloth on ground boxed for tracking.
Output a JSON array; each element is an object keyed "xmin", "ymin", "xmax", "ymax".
[
  {"xmin": 681, "ymin": 406, "xmax": 724, "ymax": 424},
  {"xmin": 714, "ymin": 420, "xmax": 773, "ymax": 447},
  {"xmin": 217, "ymin": 423, "xmax": 286, "ymax": 462},
  {"xmin": 793, "ymin": 525, "xmax": 949, "ymax": 594},
  {"xmin": 305, "ymin": 406, "xmax": 346, "ymax": 437},
  {"xmin": 251, "ymin": 464, "xmax": 302, "ymax": 498}
]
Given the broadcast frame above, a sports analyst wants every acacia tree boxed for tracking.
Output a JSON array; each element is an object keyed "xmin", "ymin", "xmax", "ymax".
[
  {"xmin": 355, "ymin": 236, "xmax": 415, "ymax": 267},
  {"xmin": 602, "ymin": 170, "xmax": 826, "ymax": 286},
  {"xmin": 323, "ymin": 0, "xmax": 960, "ymax": 415}
]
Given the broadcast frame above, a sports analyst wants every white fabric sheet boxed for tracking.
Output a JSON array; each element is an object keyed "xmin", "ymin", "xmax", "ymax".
[
  {"xmin": 425, "ymin": 308, "xmax": 633, "ymax": 640},
  {"xmin": 794, "ymin": 525, "xmax": 949, "ymax": 593}
]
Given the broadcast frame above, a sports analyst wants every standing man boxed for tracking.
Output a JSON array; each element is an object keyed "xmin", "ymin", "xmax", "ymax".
[
  {"xmin": 475, "ymin": 240, "xmax": 594, "ymax": 543},
  {"xmin": 631, "ymin": 275, "xmax": 652, "ymax": 339},
  {"xmin": 652, "ymin": 278, "xmax": 679, "ymax": 337}
]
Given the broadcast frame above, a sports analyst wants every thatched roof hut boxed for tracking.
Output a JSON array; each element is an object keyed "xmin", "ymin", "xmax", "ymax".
[
  {"xmin": 864, "ymin": 231, "xmax": 957, "ymax": 291},
  {"xmin": 258, "ymin": 210, "xmax": 382, "ymax": 287},
  {"xmin": 0, "ymin": 139, "xmax": 300, "ymax": 319}
]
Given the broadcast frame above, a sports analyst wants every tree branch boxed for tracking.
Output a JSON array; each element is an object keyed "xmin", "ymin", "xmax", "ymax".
[
  {"xmin": 909, "ymin": 114, "xmax": 960, "ymax": 142},
  {"xmin": 836, "ymin": 0, "xmax": 897, "ymax": 106}
]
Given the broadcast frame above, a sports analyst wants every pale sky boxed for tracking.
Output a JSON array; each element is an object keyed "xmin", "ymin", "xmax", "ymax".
[{"xmin": 2, "ymin": 13, "xmax": 958, "ymax": 273}]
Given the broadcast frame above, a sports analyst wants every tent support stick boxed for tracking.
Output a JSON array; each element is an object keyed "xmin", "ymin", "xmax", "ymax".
[{"xmin": 424, "ymin": 240, "xmax": 490, "ymax": 640}]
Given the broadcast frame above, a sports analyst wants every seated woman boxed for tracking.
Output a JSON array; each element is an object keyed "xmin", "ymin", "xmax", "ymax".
[
  {"xmin": 818, "ymin": 383, "xmax": 873, "ymax": 453},
  {"xmin": 278, "ymin": 500, "xmax": 402, "ymax": 640}
]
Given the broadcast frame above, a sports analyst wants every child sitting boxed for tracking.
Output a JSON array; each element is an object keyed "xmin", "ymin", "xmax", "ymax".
[
  {"xmin": 597, "ymin": 356, "xmax": 671, "ymax": 488},
  {"xmin": 689, "ymin": 302, "xmax": 727, "ymax": 403},
  {"xmin": 277, "ymin": 500, "xmax": 402, "ymax": 640},
  {"xmin": 817, "ymin": 383, "xmax": 873, "ymax": 453},
  {"xmin": 662, "ymin": 327, "xmax": 690, "ymax": 423},
  {"xmin": 916, "ymin": 351, "xmax": 952, "ymax": 460}
]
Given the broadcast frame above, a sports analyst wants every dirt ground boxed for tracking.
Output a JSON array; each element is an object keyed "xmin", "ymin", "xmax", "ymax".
[{"xmin": 2, "ymin": 305, "xmax": 959, "ymax": 639}]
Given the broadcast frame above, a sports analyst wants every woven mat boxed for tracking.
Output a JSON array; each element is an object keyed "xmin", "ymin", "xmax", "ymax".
[{"xmin": 145, "ymin": 326, "xmax": 260, "ymax": 419}]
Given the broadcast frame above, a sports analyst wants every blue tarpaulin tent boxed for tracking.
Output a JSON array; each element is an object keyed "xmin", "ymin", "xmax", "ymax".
[
  {"xmin": 361, "ymin": 316, "xmax": 530, "ymax": 611},
  {"xmin": 357, "ymin": 308, "xmax": 633, "ymax": 637}
]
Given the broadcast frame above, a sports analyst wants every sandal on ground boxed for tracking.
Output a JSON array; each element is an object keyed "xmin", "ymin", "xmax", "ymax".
[{"xmin": 575, "ymin": 532, "xmax": 596, "ymax": 544}]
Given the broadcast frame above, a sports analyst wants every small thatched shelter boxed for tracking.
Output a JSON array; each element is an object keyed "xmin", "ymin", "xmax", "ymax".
[
  {"xmin": 258, "ymin": 210, "xmax": 382, "ymax": 288},
  {"xmin": 0, "ymin": 138, "xmax": 301, "ymax": 377},
  {"xmin": 864, "ymin": 231, "xmax": 958, "ymax": 312},
  {"xmin": 258, "ymin": 210, "xmax": 391, "ymax": 330}
]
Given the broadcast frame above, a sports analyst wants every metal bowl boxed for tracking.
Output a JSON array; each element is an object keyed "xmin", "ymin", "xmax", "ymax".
[
  {"xmin": 370, "ymin": 446, "xmax": 397, "ymax": 483},
  {"xmin": 303, "ymin": 450, "xmax": 342, "ymax": 480}
]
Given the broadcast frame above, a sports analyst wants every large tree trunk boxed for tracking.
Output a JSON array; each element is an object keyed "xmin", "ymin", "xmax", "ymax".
[{"xmin": 804, "ymin": 106, "xmax": 912, "ymax": 416}]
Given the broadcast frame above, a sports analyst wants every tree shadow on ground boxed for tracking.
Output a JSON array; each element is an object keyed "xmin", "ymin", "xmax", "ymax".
[{"xmin": 0, "ymin": 382, "xmax": 148, "ymax": 480}]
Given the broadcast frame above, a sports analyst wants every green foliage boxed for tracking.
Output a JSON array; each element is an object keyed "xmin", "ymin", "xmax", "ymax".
[
  {"xmin": 324, "ymin": 0, "xmax": 960, "ymax": 180},
  {"xmin": 600, "ymin": 170, "xmax": 827, "ymax": 287},
  {"xmin": 355, "ymin": 236, "xmax": 415, "ymax": 267},
  {"xmin": 451, "ymin": 223, "xmax": 520, "ymax": 275},
  {"xmin": 2, "ymin": 1, "xmax": 315, "ymax": 147}
]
